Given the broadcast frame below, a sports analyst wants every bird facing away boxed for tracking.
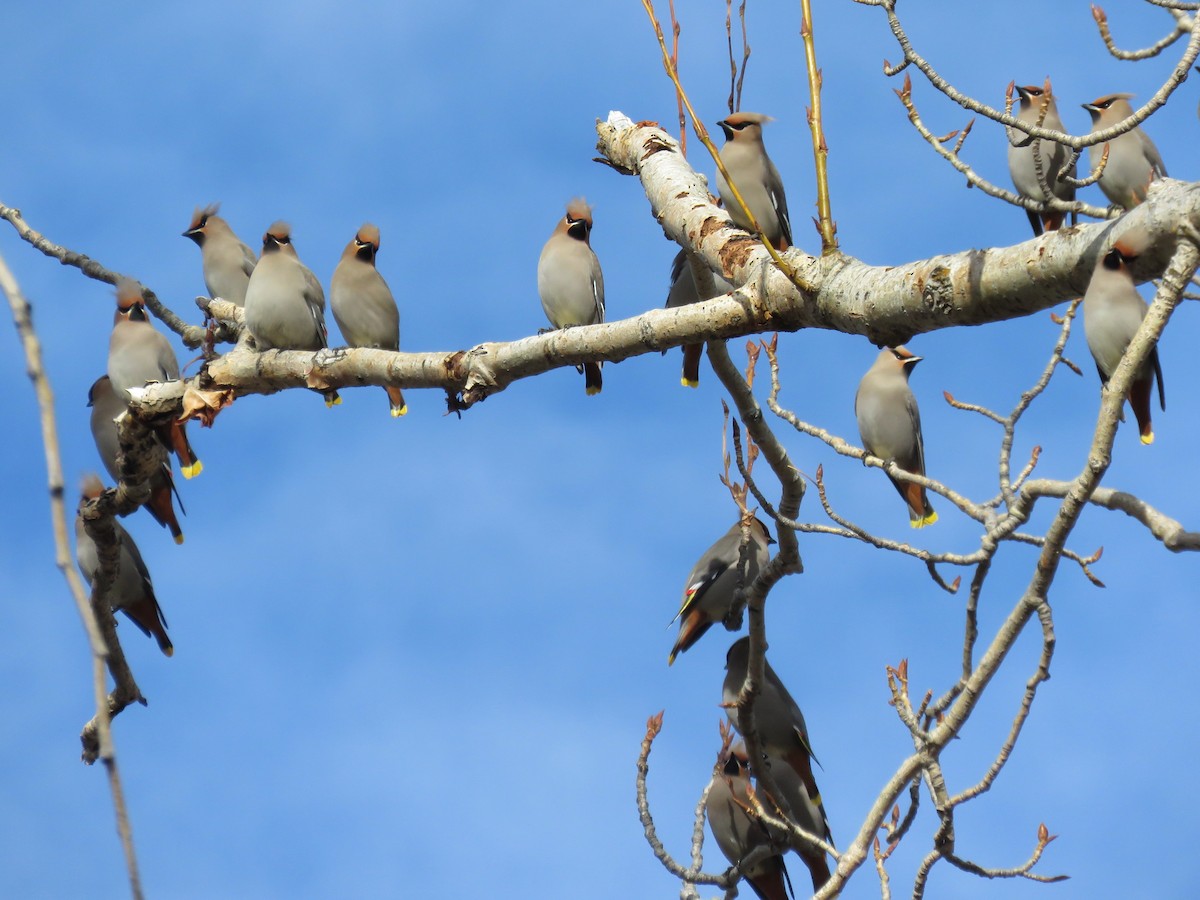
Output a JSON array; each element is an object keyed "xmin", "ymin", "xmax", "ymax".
[
  {"xmin": 665, "ymin": 249, "xmax": 735, "ymax": 388},
  {"xmin": 668, "ymin": 516, "xmax": 773, "ymax": 665},
  {"xmin": 181, "ymin": 203, "xmax": 257, "ymax": 307},
  {"xmin": 330, "ymin": 223, "xmax": 406, "ymax": 417},
  {"xmin": 715, "ymin": 112, "xmax": 792, "ymax": 251},
  {"xmin": 1082, "ymin": 94, "xmax": 1168, "ymax": 210},
  {"xmin": 75, "ymin": 476, "xmax": 173, "ymax": 656},
  {"xmin": 705, "ymin": 742, "xmax": 793, "ymax": 900},
  {"xmin": 1008, "ymin": 82, "xmax": 1076, "ymax": 236},
  {"xmin": 107, "ymin": 279, "xmax": 202, "ymax": 479},
  {"xmin": 855, "ymin": 346, "xmax": 937, "ymax": 528},
  {"xmin": 243, "ymin": 221, "xmax": 340, "ymax": 407},
  {"xmin": 537, "ymin": 199, "xmax": 605, "ymax": 395},
  {"xmin": 1082, "ymin": 232, "xmax": 1165, "ymax": 444},
  {"xmin": 723, "ymin": 637, "xmax": 834, "ymax": 892},
  {"xmin": 88, "ymin": 375, "xmax": 185, "ymax": 544}
]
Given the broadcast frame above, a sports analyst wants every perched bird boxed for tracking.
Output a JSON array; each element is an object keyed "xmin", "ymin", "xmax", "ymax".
[
  {"xmin": 75, "ymin": 476, "xmax": 173, "ymax": 656},
  {"xmin": 723, "ymin": 637, "xmax": 833, "ymax": 891},
  {"xmin": 668, "ymin": 516, "xmax": 773, "ymax": 665},
  {"xmin": 88, "ymin": 375, "xmax": 184, "ymax": 544},
  {"xmin": 1082, "ymin": 232, "xmax": 1165, "ymax": 444},
  {"xmin": 107, "ymin": 279, "xmax": 202, "ymax": 479},
  {"xmin": 665, "ymin": 249, "xmax": 734, "ymax": 388},
  {"xmin": 715, "ymin": 112, "xmax": 792, "ymax": 251},
  {"xmin": 330, "ymin": 223, "xmax": 406, "ymax": 417},
  {"xmin": 181, "ymin": 203, "xmax": 257, "ymax": 306},
  {"xmin": 1082, "ymin": 94, "xmax": 1168, "ymax": 209},
  {"xmin": 1008, "ymin": 82, "xmax": 1076, "ymax": 236},
  {"xmin": 243, "ymin": 221, "xmax": 340, "ymax": 406},
  {"xmin": 706, "ymin": 741, "xmax": 793, "ymax": 900},
  {"xmin": 855, "ymin": 346, "xmax": 936, "ymax": 528},
  {"xmin": 537, "ymin": 199, "xmax": 604, "ymax": 395}
]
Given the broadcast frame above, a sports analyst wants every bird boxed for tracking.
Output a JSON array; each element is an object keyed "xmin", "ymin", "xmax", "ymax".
[
  {"xmin": 243, "ymin": 221, "xmax": 340, "ymax": 407},
  {"xmin": 330, "ymin": 223, "xmax": 406, "ymax": 417},
  {"xmin": 181, "ymin": 203, "xmax": 257, "ymax": 307},
  {"xmin": 1081, "ymin": 94, "xmax": 1168, "ymax": 209},
  {"xmin": 75, "ymin": 476, "xmax": 173, "ymax": 656},
  {"xmin": 665, "ymin": 249, "xmax": 734, "ymax": 388},
  {"xmin": 668, "ymin": 516, "xmax": 773, "ymax": 665},
  {"xmin": 88, "ymin": 375, "xmax": 185, "ymax": 544},
  {"xmin": 705, "ymin": 741, "xmax": 793, "ymax": 900},
  {"xmin": 107, "ymin": 278, "xmax": 202, "ymax": 479},
  {"xmin": 1082, "ymin": 231, "xmax": 1165, "ymax": 444},
  {"xmin": 715, "ymin": 112, "xmax": 792, "ymax": 251},
  {"xmin": 855, "ymin": 346, "xmax": 937, "ymax": 528},
  {"xmin": 537, "ymin": 199, "xmax": 604, "ymax": 395},
  {"xmin": 1008, "ymin": 82, "xmax": 1076, "ymax": 236},
  {"xmin": 723, "ymin": 637, "xmax": 833, "ymax": 891}
]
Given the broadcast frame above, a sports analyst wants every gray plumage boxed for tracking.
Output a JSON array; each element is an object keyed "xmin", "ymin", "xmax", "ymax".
[
  {"xmin": 537, "ymin": 199, "xmax": 604, "ymax": 395},
  {"xmin": 330, "ymin": 223, "xmax": 406, "ymax": 416},
  {"xmin": 75, "ymin": 477, "xmax": 173, "ymax": 656},
  {"xmin": 667, "ymin": 517, "xmax": 772, "ymax": 665},
  {"xmin": 107, "ymin": 278, "xmax": 181, "ymax": 402},
  {"xmin": 665, "ymin": 249, "xmax": 735, "ymax": 387},
  {"xmin": 1082, "ymin": 232, "xmax": 1165, "ymax": 444},
  {"xmin": 855, "ymin": 346, "xmax": 937, "ymax": 528},
  {"xmin": 705, "ymin": 742, "xmax": 792, "ymax": 900},
  {"xmin": 715, "ymin": 112, "xmax": 792, "ymax": 251},
  {"xmin": 723, "ymin": 637, "xmax": 833, "ymax": 891},
  {"xmin": 1007, "ymin": 83, "xmax": 1076, "ymax": 236},
  {"xmin": 1082, "ymin": 94, "xmax": 1168, "ymax": 210},
  {"xmin": 243, "ymin": 221, "xmax": 329, "ymax": 351},
  {"xmin": 182, "ymin": 203, "xmax": 257, "ymax": 307}
]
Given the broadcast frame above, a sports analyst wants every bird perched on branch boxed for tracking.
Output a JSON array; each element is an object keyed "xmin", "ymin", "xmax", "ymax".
[
  {"xmin": 668, "ymin": 517, "xmax": 772, "ymax": 665},
  {"xmin": 331, "ymin": 223, "xmax": 406, "ymax": 417},
  {"xmin": 1082, "ymin": 230, "xmax": 1165, "ymax": 444},
  {"xmin": 1082, "ymin": 94, "xmax": 1168, "ymax": 210},
  {"xmin": 715, "ymin": 112, "xmax": 792, "ymax": 251},
  {"xmin": 75, "ymin": 475, "xmax": 173, "ymax": 656},
  {"xmin": 243, "ymin": 221, "xmax": 340, "ymax": 407},
  {"xmin": 537, "ymin": 199, "xmax": 605, "ymax": 395},
  {"xmin": 855, "ymin": 346, "xmax": 936, "ymax": 528},
  {"xmin": 88, "ymin": 375, "xmax": 185, "ymax": 544},
  {"xmin": 723, "ymin": 637, "xmax": 834, "ymax": 892},
  {"xmin": 182, "ymin": 203, "xmax": 257, "ymax": 307},
  {"xmin": 665, "ymin": 249, "xmax": 734, "ymax": 388},
  {"xmin": 1007, "ymin": 81, "xmax": 1076, "ymax": 236},
  {"xmin": 107, "ymin": 278, "xmax": 202, "ymax": 479}
]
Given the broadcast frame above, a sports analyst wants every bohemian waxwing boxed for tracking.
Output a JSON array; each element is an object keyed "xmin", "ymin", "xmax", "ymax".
[
  {"xmin": 330, "ymin": 223, "xmax": 406, "ymax": 417},
  {"xmin": 665, "ymin": 249, "xmax": 735, "ymax": 387},
  {"xmin": 75, "ymin": 476, "xmax": 173, "ymax": 656},
  {"xmin": 705, "ymin": 741, "xmax": 793, "ymax": 900},
  {"xmin": 181, "ymin": 203, "xmax": 257, "ymax": 307},
  {"xmin": 855, "ymin": 346, "xmax": 937, "ymax": 528},
  {"xmin": 1082, "ymin": 94, "xmax": 1168, "ymax": 209},
  {"xmin": 107, "ymin": 279, "xmax": 202, "ymax": 479},
  {"xmin": 1082, "ymin": 232, "xmax": 1165, "ymax": 444},
  {"xmin": 1008, "ymin": 83, "xmax": 1076, "ymax": 236},
  {"xmin": 715, "ymin": 113, "xmax": 792, "ymax": 251},
  {"xmin": 723, "ymin": 637, "xmax": 833, "ymax": 891},
  {"xmin": 668, "ymin": 517, "xmax": 773, "ymax": 665},
  {"xmin": 88, "ymin": 375, "xmax": 184, "ymax": 544},
  {"xmin": 243, "ymin": 221, "xmax": 340, "ymax": 406},
  {"xmin": 537, "ymin": 199, "xmax": 604, "ymax": 395}
]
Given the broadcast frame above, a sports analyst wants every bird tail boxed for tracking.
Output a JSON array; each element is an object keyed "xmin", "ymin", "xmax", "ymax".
[
  {"xmin": 681, "ymin": 344, "xmax": 702, "ymax": 388},
  {"xmin": 584, "ymin": 362, "xmax": 603, "ymax": 396},
  {"xmin": 385, "ymin": 385, "xmax": 408, "ymax": 418}
]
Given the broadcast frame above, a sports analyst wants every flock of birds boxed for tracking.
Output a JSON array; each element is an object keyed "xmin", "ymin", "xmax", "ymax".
[{"xmin": 71, "ymin": 84, "xmax": 1171, "ymax": 899}]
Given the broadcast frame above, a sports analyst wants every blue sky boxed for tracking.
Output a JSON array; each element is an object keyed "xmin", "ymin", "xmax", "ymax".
[{"xmin": 2, "ymin": 2, "xmax": 1199, "ymax": 897}]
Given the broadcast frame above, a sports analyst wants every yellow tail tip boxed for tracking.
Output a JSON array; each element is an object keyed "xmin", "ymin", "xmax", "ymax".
[
  {"xmin": 173, "ymin": 534, "xmax": 185, "ymax": 546},
  {"xmin": 181, "ymin": 460, "xmax": 203, "ymax": 479},
  {"xmin": 911, "ymin": 510, "xmax": 939, "ymax": 528},
  {"xmin": 586, "ymin": 386, "xmax": 602, "ymax": 396},
  {"xmin": 667, "ymin": 652, "xmax": 678, "ymax": 666},
  {"xmin": 325, "ymin": 395, "xmax": 343, "ymax": 408},
  {"xmin": 162, "ymin": 646, "xmax": 175, "ymax": 658},
  {"xmin": 680, "ymin": 377, "xmax": 699, "ymax": 388},
  {"xmin": 390, "ymin": 405, "xmax": 408, "ymax": 418},
  {"xmin": 1141, "ymin": 432, "xmax": 1154, "ymax": 445}
]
